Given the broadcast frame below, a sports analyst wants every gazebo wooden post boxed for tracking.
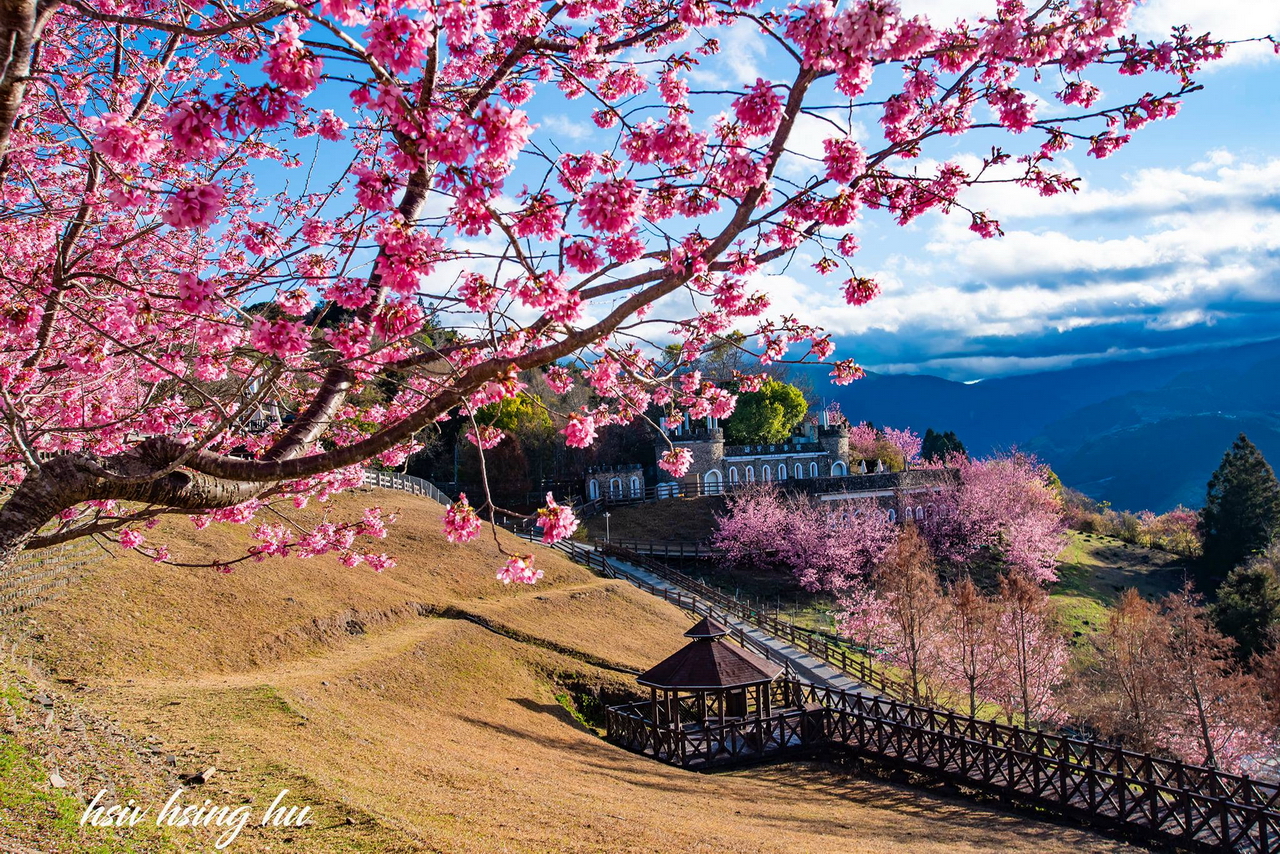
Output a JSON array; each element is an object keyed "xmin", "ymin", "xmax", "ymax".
[{"xmin": 632, "ymin": 617, "xmax": 785, "ymax": 768}]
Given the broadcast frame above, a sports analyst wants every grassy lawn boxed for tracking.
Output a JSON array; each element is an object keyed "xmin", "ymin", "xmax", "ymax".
[
  {"xmin": 1050, "ymin": 531, "xmax": 1190, "ymax": 652},
  {"xmin": 0, "ymin": 489, "xmax": 1142, "ymax": 853},
  {"xmin": 580, "ymin": 495, "xmax": 726, "ymax": 542}
]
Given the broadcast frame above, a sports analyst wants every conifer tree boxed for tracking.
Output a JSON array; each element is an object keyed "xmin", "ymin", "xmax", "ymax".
[
  {"xmin": 1201, "ymin": 434, "xmax": 1280, "ymax": 580},
  {"xmin": 922, "ymin": 429, "xmax": 967, "ymax": 462},
  {"xmin": 1213, "ymin": 547, "xmax": 1280, "ymax": 660}
]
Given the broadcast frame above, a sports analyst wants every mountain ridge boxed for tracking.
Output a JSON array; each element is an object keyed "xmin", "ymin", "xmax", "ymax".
[{"xmin": 809, "ymin": 337, "xmax": 1280, "ymax": 512}]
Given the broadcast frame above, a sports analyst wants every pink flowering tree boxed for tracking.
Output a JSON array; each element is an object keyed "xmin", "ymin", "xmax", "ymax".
[
  {"xmin": 848, "ymin": 422, "xmax": 882, "ymax": 460},
  {"xmin": 0, "ymin": 0, "xmax": 1236, "ymax": 577},
  {"xmin": 846, "ymin": 421, "xmax": 922, "ymax": 470},
  {"xmin": 712, "ymin": 482, "xmax": 794, "ymax": 571},
  {"xmin": 713, "ymin": 482, "xmax": 894, "ymax": 591},
  {"xmin": 882, "ymin": 426, "xmax": 922, "ymax": 467},
  {"xmin": 925, "ymin": 452, "xmax": 1067, "ymax": 583}
]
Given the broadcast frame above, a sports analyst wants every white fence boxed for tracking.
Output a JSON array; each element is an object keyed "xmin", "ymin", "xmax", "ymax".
[{"xmin": 363, "ymin": 470, "xmax": 452, "ymax": 507}]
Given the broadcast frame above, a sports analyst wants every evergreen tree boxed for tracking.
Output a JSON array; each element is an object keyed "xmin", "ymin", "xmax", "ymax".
[
  {"xmin": 1213, "ymin": 554, "xmax": 1280, "ymax": 660},
  {"xmin": 922, "ymin": 428, "xmax": 967, "ymax": 462},
  {"xmin": 1200, "ymin": 434, "xmax": 1280, "ymax": 580}
]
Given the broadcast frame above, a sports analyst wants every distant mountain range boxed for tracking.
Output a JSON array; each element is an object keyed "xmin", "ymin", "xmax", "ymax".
[{"xmin": 806, "ymin": 338, "xmax": 1280, "ymax": 513}]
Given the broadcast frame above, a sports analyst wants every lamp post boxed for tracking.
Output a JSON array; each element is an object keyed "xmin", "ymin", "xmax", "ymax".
[{"xmin": 604, "ymin": 511, "xmax": 611, "ymax": 543}]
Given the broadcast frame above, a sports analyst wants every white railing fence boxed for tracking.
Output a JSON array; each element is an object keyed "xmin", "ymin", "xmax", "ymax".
[{"xmin": 363, "ymin": 469, "xmax": 452, "ymax": 507}]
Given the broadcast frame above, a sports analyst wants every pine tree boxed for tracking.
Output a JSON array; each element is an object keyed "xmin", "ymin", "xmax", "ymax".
[
  {"xmin": 1200, "ymin": 434, "xmax": 1280, "ymax": 581},
  {"xmin": 1213, "ymin": 547, "xmax": 1280, "ymax": 660},
  {"xmin": 922, "ymin": 428, "xmax": 967, "ymax": 462}
]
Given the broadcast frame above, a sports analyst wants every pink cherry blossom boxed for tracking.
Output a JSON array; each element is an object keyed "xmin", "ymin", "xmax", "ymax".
[
  {"xmin": 578, "ymin": 178, "xmax": 643, "ymax": 234},
  {"xmin": 161, "ymin": 184, "xmax": 225, "ymax": 230},
  {"xmin": 562, "ymin": 413, "xmax": 597, "ymax": 448},
  {"xmin": 658, "ymin": 447, "xmax": 693, "ymax": 478},
  {"xmin": 497, "ymin": 554, "xmax": 542, "ymax": 584},
  {"xmin": 444, "ymin": 494, "xmax": 483, "ymax": 543},
  {"xmin": 536, "ymin": 493, "xmax": 579, "ymax": 544},
  {"xmin": 0, "ymin": 0, "xmax": 1219, "ymax": 587}
]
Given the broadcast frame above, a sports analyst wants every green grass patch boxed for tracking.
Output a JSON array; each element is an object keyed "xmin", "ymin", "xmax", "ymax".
[{"xmin": 0, "ymin": 731, "xmax": 172, "ymax": 853}]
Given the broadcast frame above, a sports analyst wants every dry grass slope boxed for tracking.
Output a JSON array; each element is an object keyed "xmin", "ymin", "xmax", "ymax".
[{"xmin": 3, "ymin": 488, "xmax": 1141, "ymax": 853}]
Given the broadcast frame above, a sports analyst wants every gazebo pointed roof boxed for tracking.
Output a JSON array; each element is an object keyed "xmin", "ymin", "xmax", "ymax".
[
  {"xmin": 684, "ymin": 616, "xmax": 730, "ymax": 639},
  {"xmin": 638, "ymin": 621, "xmax": 783, "ymax": 690}
]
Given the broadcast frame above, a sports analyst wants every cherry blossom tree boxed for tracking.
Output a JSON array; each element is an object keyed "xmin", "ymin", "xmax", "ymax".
[
  {"xmin": 925, "ymin": 452, "xmax": 1067, "ymax": 582},
  {"xmin": 1157, "ymin": 586, "xmax": 1272, "ymax": 771},
  {"xmin": 935, "ymin": 574, "xmax": 1000, "ymax": 717},
  {"xmin": 713, "ymin": 481, "xmax": 895, "ymax": 590},
  {"xmin": 847, "ymin": 421, "xmax": 920, "ymax": 470},
  {"xmin": 839, "ymin": 523, "xmax": 944, "ymax": 702},
  {"xmin": 881, "ymin": 426, "xmax": 922, "ymax": 467},
  {"xmin": 1078, "ymin": 585, "xmax": 1273, "ymax": 772},
  {"xmin": 0, "ymin": 0, "xmax": 1235, "ymax": 575},
  {"xmin": 712, "ymin": 481, "xmax": 793, "ymax": 571},
  {"xmin": 989, "ymin": 568, "xmax": 1068, "ymax": 725},
  {"xmin": 1076, "ymin": 588, "xmax": 1173, "ymax": 753}
]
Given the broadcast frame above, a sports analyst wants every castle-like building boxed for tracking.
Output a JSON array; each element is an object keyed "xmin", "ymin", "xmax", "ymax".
[{"xmin": 584, "ymin": 411, "xmax": 899, "ymax": 501}]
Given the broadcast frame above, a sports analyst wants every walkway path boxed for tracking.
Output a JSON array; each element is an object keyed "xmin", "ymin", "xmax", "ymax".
[{"xmin": 571, "ymin": 543, "xmax": 868, "ymax": 694}]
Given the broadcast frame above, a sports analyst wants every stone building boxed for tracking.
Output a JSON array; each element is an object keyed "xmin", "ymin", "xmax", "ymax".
[
  {"xmin": 584, "ymin": 464, "xmax": 645, "ymax": 501},
  {"xmin": 581, "ymin": 410, "xmax": 953, "ymax": 508},
  {"xmin": 655, "ymin": 411, "xmax": 853, "ymax": 493}
]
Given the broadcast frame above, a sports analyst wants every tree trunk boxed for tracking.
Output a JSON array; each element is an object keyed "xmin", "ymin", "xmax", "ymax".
[{"xmin": 0, "ymin": 0, "xmax": 39, "ymax": 161}]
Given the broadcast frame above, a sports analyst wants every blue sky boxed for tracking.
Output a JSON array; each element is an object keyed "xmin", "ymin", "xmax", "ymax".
[
  {"xmin": 754, "ymin": 0, "xmax": 1280, "ymax": 380},
  {"xmin": 265, "ymin": 0, "xmax": 1280, "ymax": 383}
]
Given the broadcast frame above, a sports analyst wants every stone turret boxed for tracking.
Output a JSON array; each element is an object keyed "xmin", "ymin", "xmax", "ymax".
[
  {"xmin": 657, "ymin": 416, "xmax": 723, "ymax": 484},
  {"xmin": 816, "ymin": 418, "xmax": 850, "ymax": 474}
]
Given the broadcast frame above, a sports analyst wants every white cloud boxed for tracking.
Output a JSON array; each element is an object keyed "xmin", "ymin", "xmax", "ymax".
[
  {"xmin": 1133, "ymin": 0, "xmax": 1280, "ymax": 66},
  {"xmin": 736, "ymin": 152, "xmax": 1280, "ymax": 372},
  {"xmin": 687, "ymin": 24, "xmax": 767, "ymax": 87},
  {"xmin": 538, "ymin": 114, "xmax": 595, "ymax": 142}
]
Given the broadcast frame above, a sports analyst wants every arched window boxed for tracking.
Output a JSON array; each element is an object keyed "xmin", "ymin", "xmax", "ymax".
[
  {"xmin": 810, "ymin": 462, "xmax": 819, "ymax": 478},
  {"xmin": 926, "ymin": 503, "xmax": 935, "ymax": 519},
  {"xmin": 729, "ymin": 467, "xmax": 739, "ymax": 483},
  {"xmin": 609, "ymin": 478, "xmax": 622, "ymax": 498},
  {"xmin": 777, "ymin": 464, "xmax": 786, "ymax": 480},
  {"xmin": 915, "ymin": 506, "xmax": 925, "ymax": 521},
  {"xmin": 832, "ymin": 461, "xmax": 847, "ymax": 477},
  {"xmin": 887, "ymin": 508, "xmax": 897, "ymax": 523},
  {"xmin": 704, "ymin": 469, "xmax": 723, "ymax": 494},
  {"xmin": 745, "ymin": 466, "xmax": 755, "ymax": 482},
  {"xmin": 588, "ymin": 479, "xmax": 599, "ymax": 500},
  {"xmin": 630, "ymin": 476, "xmax": 641, "ymax": 497},
  {"xmin": 794, "ymin": 463, "xmax": 804, "ymax": 479},
  {"xmin": 761, "ymin": 466, "xmax": 770, "ymax": 482}
]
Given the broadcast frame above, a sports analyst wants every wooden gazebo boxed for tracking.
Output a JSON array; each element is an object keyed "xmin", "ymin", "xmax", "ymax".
[{"xmin": 637, "ymin": 616, "xmax": 785, "ymax": 730}]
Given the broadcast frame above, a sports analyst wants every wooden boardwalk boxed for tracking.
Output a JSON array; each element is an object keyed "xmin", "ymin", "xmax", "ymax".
[
  {"xmin": 607, "ymin": 679, "xmax": 1280, "ymax": 852},
  {"xmin": 360, "ymin": 476, "xmax": 1280, "ymax": 851}
]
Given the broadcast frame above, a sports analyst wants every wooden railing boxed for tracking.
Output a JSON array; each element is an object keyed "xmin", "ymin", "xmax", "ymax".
[
  {"xmin": 551, "ymin": 542, "xmax": 799, "ymax": 682},
  {"xmin": 607, "ymin": 678, "xmax": 1280, "ymax": 853},
  {"xmin": 603, "ymin": 539, "xmax": 715, "ymax": 559},
  {"xmin": 597, "ymin": 543, "xmax": 906, "ymax": 698}
]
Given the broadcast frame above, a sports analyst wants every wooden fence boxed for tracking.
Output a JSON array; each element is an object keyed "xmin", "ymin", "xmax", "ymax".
[
  {"xmin": 596, "ymin": 543, "xmax": 906, "ymax": 698},
  {"xmin": 0, "ymin": 540, "xmax": 105, "ymax": 616},
  {"xmin": 604, "ymin": 539, "xmax": 715, "ymax": 559},
  {"xmin": 607, "ymin": 678, "xmax": 1280, "ymax": 853}
]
